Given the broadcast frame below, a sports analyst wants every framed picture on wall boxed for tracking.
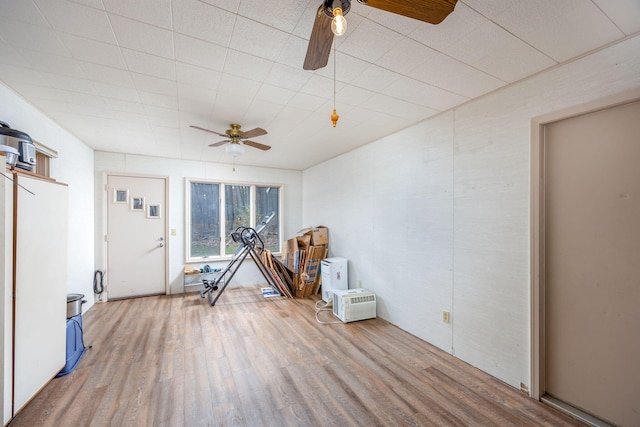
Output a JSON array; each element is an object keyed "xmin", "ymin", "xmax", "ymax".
[
  {"xmin": 147, "ymin": 204, "xmax": 161, "ymax": 219},
  {"xmin": 130, "ymin": 196, "xmax": 145, "ymax": 211},
  {"xmin": 113, "ymin": 188, "xmax": 128, "ymax": 204}
]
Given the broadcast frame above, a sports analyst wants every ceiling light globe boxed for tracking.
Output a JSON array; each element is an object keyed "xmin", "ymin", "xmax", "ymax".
[
  {"xmin": 226, "ymin": 143, "xmax": 245, "ymax": 157},
  {"xmin": 331, "ymin": 8, "xmax": 347, "ymax": 36}
]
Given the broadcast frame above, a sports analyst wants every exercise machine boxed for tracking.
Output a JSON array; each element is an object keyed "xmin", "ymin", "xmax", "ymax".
[{"xmin": 200, "ymin": 211, "xmax": 280, "ymax": 306}]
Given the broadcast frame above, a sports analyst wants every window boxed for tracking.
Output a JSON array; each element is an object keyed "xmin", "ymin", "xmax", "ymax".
[{"xmin": 186, "ymin": 179, "xmax": 281, "ymax": 261}]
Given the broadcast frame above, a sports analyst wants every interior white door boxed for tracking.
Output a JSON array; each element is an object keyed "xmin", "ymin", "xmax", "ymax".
[
  {"xmin": 107, "ymin": 175, "xmax": 167, "ymax": 299},
  {"xmin": 544, "ymin": 100, "xmax": 640, "ymax": 426}
]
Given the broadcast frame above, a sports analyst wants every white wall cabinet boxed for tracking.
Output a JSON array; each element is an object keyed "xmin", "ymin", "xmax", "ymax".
[{"xmin": 1, "ymin": 170, "xmax": 68, "ymax": 423}]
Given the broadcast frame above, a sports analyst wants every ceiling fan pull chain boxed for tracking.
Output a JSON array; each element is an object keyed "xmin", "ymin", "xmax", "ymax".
[{"xmin": 331, "ymin": 38, "xmax": 340, "ymax": 127}]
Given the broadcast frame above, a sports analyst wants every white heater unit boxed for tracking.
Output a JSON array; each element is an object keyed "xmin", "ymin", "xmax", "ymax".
[{"xmin": 332, "ymin": 289, "xmax": 376, "ymax": 323}]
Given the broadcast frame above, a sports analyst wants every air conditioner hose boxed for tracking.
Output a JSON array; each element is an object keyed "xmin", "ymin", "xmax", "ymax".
[{"xmin": 94, "ymin": 270, "xmax": 105, "ymax": 295}]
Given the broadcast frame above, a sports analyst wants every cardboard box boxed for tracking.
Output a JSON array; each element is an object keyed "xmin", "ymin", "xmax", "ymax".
[
  {"xmin": 299, "ymin": 226, "xmax": 328, "ymax": 246},
  {"xmin": 282, "ymin": 237, "xmax": 299, "ymax": 273}
]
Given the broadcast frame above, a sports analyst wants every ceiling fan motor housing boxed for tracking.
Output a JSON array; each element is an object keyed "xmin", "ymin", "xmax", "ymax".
[
  {"xmin": 323, "ymin": 0, "xmax": 351, "ymax": 18},
  {"xmin": 226, "ymin": 123, "xmax": 243, "ymax": 138}
]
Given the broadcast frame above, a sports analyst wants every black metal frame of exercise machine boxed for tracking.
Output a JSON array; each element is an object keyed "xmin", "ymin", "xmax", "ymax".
[{"xmin": 200, "ymin": 211, "xmax": 279, "ymax": 306}]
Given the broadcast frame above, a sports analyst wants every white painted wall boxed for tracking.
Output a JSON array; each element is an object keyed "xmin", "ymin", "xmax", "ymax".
[
  {"xmin": 0, "ymin": 84, "xmax": 95, "ymax": 309},
  {"xmin": 94, "ymin": 152, "xmax": 303, "ymax": 295},
  {"xmin": 302, "ymin": 35, "xmax": 640, "ymax": 390},
  {"xmin": 0, "ymin": 83, "xmax": 95, "ymax": 423}
]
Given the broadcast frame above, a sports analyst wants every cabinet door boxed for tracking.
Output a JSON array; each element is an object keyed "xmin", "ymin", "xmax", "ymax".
[{"xmin": 14, "ymin": 175, "xmax": 68, "ymax": 413}]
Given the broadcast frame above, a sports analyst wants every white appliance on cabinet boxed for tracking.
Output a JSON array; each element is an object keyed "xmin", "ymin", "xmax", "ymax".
[{"xmin": 321, "ymin": 257, "xmax": 348, "ymax": 302}]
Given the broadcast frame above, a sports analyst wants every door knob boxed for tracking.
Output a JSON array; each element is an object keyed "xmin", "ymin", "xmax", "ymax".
[
  {"xmin": 158, "ymin": 243, "xmax": 165, "ymax": 247},
  {"xmin": 159, "ymin": 237, "xmax": 164, "ymax": 241}
]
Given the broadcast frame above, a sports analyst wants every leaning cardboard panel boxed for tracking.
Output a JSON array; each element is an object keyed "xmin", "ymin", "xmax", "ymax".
[{"xmin": 298, "ymin": 226, "xmax": 328, "ymax": 247}]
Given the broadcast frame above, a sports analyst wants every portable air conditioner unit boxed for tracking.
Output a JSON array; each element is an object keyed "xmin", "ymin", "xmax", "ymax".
[{"xmin": 332, "ymin": 289, "xmax": 376, "ymax": 323}]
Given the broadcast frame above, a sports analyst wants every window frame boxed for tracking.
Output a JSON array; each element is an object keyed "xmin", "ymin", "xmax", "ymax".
[{"xmin": 185, "ymin": 178, "xmax": 283, "ymax": 263}]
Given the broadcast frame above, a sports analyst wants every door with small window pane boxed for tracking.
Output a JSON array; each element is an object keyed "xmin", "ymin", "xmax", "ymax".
[{"xmin": 107, "ymin": 174, "xmax": 167, "ymax": 299}]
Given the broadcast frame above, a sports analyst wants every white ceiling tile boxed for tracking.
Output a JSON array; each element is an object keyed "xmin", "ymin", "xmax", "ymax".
[
  {"xmin": 363, "ymin": 7, "xmax": 421, "ymax": 36},
  {"xmin": 172, "ymin": 0, "xmax": 235, "ymax": 46},
  {"xmin": 299, "ymin": 74, "xmax": 343, "ymax": 99},
  {"xmin": 336, "ymin": 84, "xmax": 375, "ymax": 107},
  {"xmin": 241, "ymin": 98, "xmax": 282, "ymax": 126},
  {"xmin": 78, "ymin": 62, "xmax": 135, "ymax": 87},
  {"xmin": 223, "ymin": 50, "xmax": 273, "ymax": 82},
  {"xmin": 274, "ymin": 35, "xmax": 308, "ymax": 69},
  {"xmin": 34, "ymin": 0, "xmax": 116, "ymax": 43},
  {"xmin": 264, "ymin": 63, "xmax": 311, "ymax": 91},
  {"xmin": 339, "ymin": 19, "xmax": 403, "ymax": 63},
  {"xmin": 131, "ymin": 73, "xmax": 176, "ymax": 96},
  {"xmin": 21, "ymin": 51, "xmax": 85, "ymax": 77},
  {"xmin": 489, "ymin": 0, "xmax": 624, "ymax": 62},
  {"xmin": 40, "ymin": 72, "xmax": 97, "ymax": 94},
  {"xmin": 462, "ymin": 0, "xmax": 518, "ymax": 18},
  {"xmin": 409, "ymin": 2, "xmax": 492, "ymax": 53},
  {"xmin": 238, "ymin": 0, "xmax": 308, "ymax": 33},
  {"xmin": 0, "ymin": 43, "xmax": 31, "ymax": 68},
  {"xmin": 350, "ymin": 64, "xmax": 401, "ymax": 92},
  {"xmin": 177, "ymin": 84, "xmax": 216, "ymax": 115},
  {"xmin": 0, "ymin": 64, "xmax": 46, "ymax": 86},
  {"xmin": 144, "ymin": 104, "xmax": 179, "ymax": 123},
  {"xmin": 382, "ymin": 76, "xmax": 468, "ymax": 111},
  {"xmin": 139, "ymin": 91, "xmax": 178, "ymax": 110},
  {"xmin": 408, "ymin": 53, "xmax": 505, "ymax": 98},
  {"xmin": 178, "ymin": 101, "xmax": 214, "ymax": 120},
  {"xmin": 292, "ymin": 2, "xmax": 324, "ymax": 40},
  {"xmin": 35, "ymin": 100, "xmax": 114, "ymax": 119},
  {"xmin": 365, "ymin": 93, "xmax": 438, "ymax": 121},
  {"xmin": 254, "ymin": 83, "xmax": 297, "ymax": 105},
  {"xmin": 174, "ymin": 34, "xmax": 228, "ymax": 72},
  {"xmin": 592, "ymin": 0, "xmax": 640, "ymax": 35},
  {"xmin": 273, "ymin": 105, "xmax": 314, "ymax": 123},
  {"xmin": 122, "ymin": 49, "xmax": 176, "ymax": 80},
  {"xmin": 313, "ymin": 52, "xmax": 370, "ymax": 84},
  {"xmin": 58, "ymin": 32, "xmax": 127, "ymax": 68},
  {"xmin": 376, "ymin": 37, "xmax": 438, "ymax": 75},
  {"xmin": 69, "ymin": 0, "xmax": 104, "ymax": 9},
  {"xmin": 211, "ymin": 92, "xmax": 252, "ymax": 123},
  {"xmin": 287, "ymin": 92, "xmax": 326, "ymax": 112},
  {"xmin": 229, "ymin": 16, "xmax": 290, "ymax": 61},
  {"xmin": 103, "ymin": 98, "xmax": 145, "ymax": 114},
  {"xmin": 108, "ymin": 14, "xmax": 174, "ymax": 59},
  {"xmin": 217, "ymin": 74, "xmax": 261, "ymax": 98},
  {"xmin": 103, "ymin": 0, "xmax": 172, "ymax": 29},
  {"xmin": 176, "ymin": 63, "xmax": 221, "ymax": 90},
  {"xmin": 445, "ymin": 21, "xmax": 557, "ymax": 83},
  {"xmin": 93, "ymin": 82, "xmax": 141, "ymax": 102},
  {"xmin": 0, "ymin": 18, "xmax": 70, "ymax": 56},
  {"xmin": 0, "ymin": 0, "xmax": 49, "ymax": 26},
  {"xmin": 197, "ymin": 0, "xmax": 240, "ymax": 14}
]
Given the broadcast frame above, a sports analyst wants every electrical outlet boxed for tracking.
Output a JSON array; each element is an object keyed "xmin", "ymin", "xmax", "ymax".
[
  {"xmin": 442, "ymin": 310, "xmax": 450, "ymax": 323},
  {"xmin": 358, "ymin": 280, "xmax": 362, "ymax": 288}
]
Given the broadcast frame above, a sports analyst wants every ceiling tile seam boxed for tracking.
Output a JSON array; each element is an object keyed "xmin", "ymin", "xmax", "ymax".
[
  {"xmin": 13, "ymin": 5, "xmax": 77, "ymax": 65},
  {"xmin": 458, "ymin": 1, "xmax": 559, "ymax": 65},
  {"xmin": 589, "ymin": 0, "xmax": 626, "ymax": 36}
]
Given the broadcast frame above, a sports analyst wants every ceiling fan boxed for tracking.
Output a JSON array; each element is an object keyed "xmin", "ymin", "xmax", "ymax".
[
  {"xmin": 190, "ymin": 123, "xmax": 271, "ymax": 156},
  {"xmin": 303, "ymin": 0, "xmax": 458, "ymax": 70}
]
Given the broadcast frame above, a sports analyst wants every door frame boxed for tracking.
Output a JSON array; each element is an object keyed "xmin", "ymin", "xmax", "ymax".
[
  {"xmin": 101, "ymin": 172, "xmax": 170, "ymax": 301},
  {"xmin": 530, "ymin": 88, "xmax": 640, "ymax": 400}
]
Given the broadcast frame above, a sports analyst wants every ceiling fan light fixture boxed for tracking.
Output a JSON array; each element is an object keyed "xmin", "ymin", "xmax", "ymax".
[
  {"xmin": 226, "ymin": 143, "xmax": 245, "ymax": 157},
  {"xmin": 331, "ymin": 7, "xmax": 347, "ymax": 36}
]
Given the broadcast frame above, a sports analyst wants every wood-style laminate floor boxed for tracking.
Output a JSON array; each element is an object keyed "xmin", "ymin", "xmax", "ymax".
[{"xmin": 9, "ymin": 286, "xmax": 583, "ymax": 426}]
